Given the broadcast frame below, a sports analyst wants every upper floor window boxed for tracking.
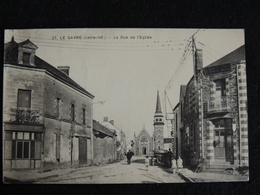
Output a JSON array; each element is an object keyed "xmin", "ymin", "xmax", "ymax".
[
  {"xmin": 71, "ymin": 104, "xmax": 75, "ymax": 122},
  {"xmin": 57, "ymin": 98, "xmax": 61, "ymax": 118},
  {"xmin": 18, "ymin": 89, "xmax": 31, "ymax": 108},
  {"xmin": 215, "ymin": 79, "xmax": 226, "ymax": 97},
  {"xmin": 82, "ymin": 108, "xmax": 86, "ymax": 125}
]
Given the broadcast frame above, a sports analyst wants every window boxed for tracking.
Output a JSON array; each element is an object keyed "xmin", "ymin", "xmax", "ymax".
[
  {"xmin": 215, "ymin": 79, "xmax": 226, "ymax": 97},
  {"xmin": 18, "ymin": 89, "xmax": 31, "ymax": 108},
  {"xmin": 17, "ymin": 141, "xmax": 30, "ymax": 159},
  {"xmin": 83, "ymin": 108, "xmax": 86, "ymax": 125},
  {"xmin": 71, "ymin": 104, "xmax": 75, "ymax": 122},
  {"xmin": 23, "ymin": 52, "xmax": 31, "ymax": 65},
  {"xmin": 11, "ymin": 132, "xmax": 39, "ymax": 159},
  {"xmin": 57, "ymin": 98, "xmax": 61, "ymax": 118}
]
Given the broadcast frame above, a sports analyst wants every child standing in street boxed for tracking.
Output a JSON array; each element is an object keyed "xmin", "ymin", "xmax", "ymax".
[
  {"xmin": 177, "ymin": 156, "xmax": 183, "ymax": 173},
  {"xmin": 145, "ymin": 156, "xmax": 149, "ymax": 171},
  {"xmin": 171, "ymin": 157, "xmax": 177, "ymax": 174}
]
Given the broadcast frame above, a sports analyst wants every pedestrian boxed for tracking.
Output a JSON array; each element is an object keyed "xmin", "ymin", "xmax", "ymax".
[
  {"xmin": 126, "ymin": 150, "xmax": 134, "ymax": 164},
  {"xmin": 171, "ymin": 157, "xmax": 177, "ymax": 174},
  {"xmin": 177, "ymin": 156, "xmax": 183, "ymax": 173},
  {"xmin": 145, "ymin": 156, "xmax": 149, "ymax": 171}
]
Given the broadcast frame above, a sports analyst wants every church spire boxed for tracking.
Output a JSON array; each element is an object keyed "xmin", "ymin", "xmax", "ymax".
[{"xmin": 155, "ymin": 90, "xmax": 162, "ymax": 113}]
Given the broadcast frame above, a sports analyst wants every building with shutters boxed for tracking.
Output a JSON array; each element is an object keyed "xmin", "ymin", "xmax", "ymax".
[
  {"xmin": 3, "ymin": 37, "xmax": 95, "ymax": 170},
  {"xmin": 175, "ymin": 45, "xmax": 248, "ymax": 170}
]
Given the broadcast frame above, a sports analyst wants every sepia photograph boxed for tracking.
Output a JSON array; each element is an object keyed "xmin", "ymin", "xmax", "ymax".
[{"xmin": 3, "ymin": 28, "xmax": 248, "ymax": 184}]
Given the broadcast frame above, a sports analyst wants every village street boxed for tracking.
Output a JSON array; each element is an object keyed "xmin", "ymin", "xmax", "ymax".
[{"xmin": 4, "ymin": 156, "xmax": 186, "ymax": 184}]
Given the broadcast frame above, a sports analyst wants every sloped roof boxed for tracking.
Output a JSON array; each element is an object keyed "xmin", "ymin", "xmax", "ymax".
[
  {"xmin": 206, "ymin": 45, "xmax": 245, "ymax": 68},
  {"xmin": 4, "ymin": 38, "xmax": 94, "ymax": 99},
  {"xmin": 102, "ymin": 121, "xmax": 122, "ymax": 134},
  {"xmin": 93, "ymin": 120, "xmax": 114, "ymax": 137},
  {"xmin": 136, "ymin": 125, "xmax": 152, "ymax": 139}
]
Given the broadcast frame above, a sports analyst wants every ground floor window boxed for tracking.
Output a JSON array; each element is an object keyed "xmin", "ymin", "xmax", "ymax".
[
  {"xmin": 7, "ymin": 131, "xmax": 42, "ymax": 160},
  {"xmin": 17, "ymin": 141, "xmax": 30, "ymax": 159}
]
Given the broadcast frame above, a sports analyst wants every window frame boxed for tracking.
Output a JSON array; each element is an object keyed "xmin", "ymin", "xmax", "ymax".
[{"xmin": 17, "ymin": 89, "xmax": 31, "ymax": 108}]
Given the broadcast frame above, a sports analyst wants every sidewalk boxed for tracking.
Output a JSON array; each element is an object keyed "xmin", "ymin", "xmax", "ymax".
[{"xmin": 179, "ymin": 168, "xmax": 249, "ymax": 182}]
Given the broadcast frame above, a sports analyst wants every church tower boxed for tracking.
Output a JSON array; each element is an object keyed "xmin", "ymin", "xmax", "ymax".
[{"xmin": 153, "ymin": 90, "xmax": 164, "ymax": 152}]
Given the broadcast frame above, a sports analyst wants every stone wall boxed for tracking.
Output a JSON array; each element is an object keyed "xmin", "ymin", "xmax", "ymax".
[{"xmin": 93, "ymin": 135, "xmax": 115, "ymax": 165}]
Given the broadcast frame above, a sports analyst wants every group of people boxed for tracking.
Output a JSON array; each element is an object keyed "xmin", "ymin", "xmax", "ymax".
[
  {"xmin": 171, "ymin": 156, "xmax": 183, "ymax": 174},
  {"xmin": 126, "ymin": 149, "xmax": 183, "ymax": 174}
]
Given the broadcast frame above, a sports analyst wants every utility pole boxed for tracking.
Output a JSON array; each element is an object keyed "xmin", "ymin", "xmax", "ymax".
[{"xmin": 192, "ymin": 35, "xmax": 205, "ymax": 160}]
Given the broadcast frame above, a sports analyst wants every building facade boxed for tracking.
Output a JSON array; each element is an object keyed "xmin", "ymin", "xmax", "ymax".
[
  {"xmin": 3, "ymin": 38, "xmax": 94, "ymax": 170},
  {"xmin": 102, "ymin": 117, "xmax": 127, "ymax": 160},
  {"xmin": 178, "ymin": 45, "xmax": 248, "ymax": 170},
  {"xmin": 133, "ymin": 125, "xmax": 153, "ymax": 156},
  {"xmin": 93, "ymin": 120, "xmax": 116, "ymax": 165}
]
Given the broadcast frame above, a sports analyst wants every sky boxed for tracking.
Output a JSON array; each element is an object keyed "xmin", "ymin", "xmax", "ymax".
[{"xmin": 4, "ymin": 29, "xmax": 245, "ymax": 143}]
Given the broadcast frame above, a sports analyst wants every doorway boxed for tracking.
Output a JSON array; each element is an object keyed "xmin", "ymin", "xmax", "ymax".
[
  {"xmin": 213, "ymin": 119, "xmax": 233, "ymax": 162},
  {"xmin": 142, "ymin": 147, "xmax": 147, "ymax": 155}
]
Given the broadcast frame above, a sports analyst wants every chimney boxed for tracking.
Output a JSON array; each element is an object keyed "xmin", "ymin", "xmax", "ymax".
[
  {"xmin": 109, "ymin": 120, "xmax": 114, "ymax": 125},
  {"xmin": 57, "ymin": 66, "xmax": 70, "ymax": 76},
  {"xmin": 103, "ymin": 117, "xmax": 108, "ymax": 122}
]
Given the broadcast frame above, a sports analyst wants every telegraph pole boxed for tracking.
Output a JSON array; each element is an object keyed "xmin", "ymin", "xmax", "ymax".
[{"xmin": 192, "ymin": 35, "xmax": 205, "ymax": 160}]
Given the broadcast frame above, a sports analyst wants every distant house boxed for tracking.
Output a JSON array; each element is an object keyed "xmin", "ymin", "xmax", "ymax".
[
  {"xmin": 3, "ymin": 37, "xmax": 94, "ymax": 170},
  {"xmin": 102, "ymin": 117, "xmax": 126, "ymax": 160},
  {"xmin": 93, "ymin": 120, "xmax": 116, "ymax": 165}
]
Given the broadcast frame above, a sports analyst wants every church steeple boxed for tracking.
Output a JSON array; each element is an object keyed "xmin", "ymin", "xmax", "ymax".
[
  {"xmin": 155, "ymin": 90, "xmax": 162, "ymax": 113},
  {"xmin": 153, "ymin": 91, "xmax": 164, "ymax": 152}
]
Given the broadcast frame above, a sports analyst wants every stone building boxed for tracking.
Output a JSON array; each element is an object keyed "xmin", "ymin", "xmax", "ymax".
[
  {"xmin": 153, "ymin": 91, "xmax": 165, "ymax": 152},
  {"xmin": 3, "ymin": 38, "xmax": 94, "ymax": 170},
  {"xmin": 176, "ymin": 45, "xmax": 248, "ymax": 170},
  {"xmin": 133, "ymin": 125, "xmax": 153, "ymax": 156},
  {"xmin": 93, "ymin": 120, "xmax": 116, "ymax": 165},
  {"xmin": 102, "ymin": 117, "xmax": 126, "ymax": 160}
]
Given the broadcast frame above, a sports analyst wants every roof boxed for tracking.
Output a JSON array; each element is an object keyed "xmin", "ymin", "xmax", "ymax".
[
  {"xmin": 135, "ymin": 125, "xmax": 152, "ymax": 139},
  {"xmin": 102, "ymin": 121, "xmax": 122, "ymax": 133},
  {"xmin": 155, "ymin": 90, "xmax": 162, "ymax": 114},
  {"xmin": 206, "ymin": 45, "xmax": 245, "ymax": 68},
  {"xmin": 173, "ymin": 102, "xmax": 180, "ymax": 111},
  {"xmin": 93, "ymin": 120, "xmax": 114, "ymax": 137},
  {"xmin": 4, "ymin": 38, "xmax": 94, "ymax": 99}
]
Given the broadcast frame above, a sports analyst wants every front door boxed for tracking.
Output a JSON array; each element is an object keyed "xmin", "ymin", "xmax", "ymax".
[
  {"xmin": 225, "ymin": 129, "xmax": 233, "ymax": 162},
  {"xmin": 214, "ymin": 129, "xmax": 225, "ymax": 158},
  {"xmin": 79, "ymin": 137, "xmax": 87, "ymax": 165},
  {"xmin": 214, "ymin": 128, "xmax": 233, "ymax": 162}
]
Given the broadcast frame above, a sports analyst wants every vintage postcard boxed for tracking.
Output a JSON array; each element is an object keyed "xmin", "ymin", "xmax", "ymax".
[{"xmin": 3, "ymin": 29, "xmax": 248, "ymax": 183}]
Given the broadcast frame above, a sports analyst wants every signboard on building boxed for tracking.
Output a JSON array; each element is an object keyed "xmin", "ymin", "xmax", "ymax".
[{"xmin": 164, "ymin": 138, "xmax": 173, "ymax": 143}]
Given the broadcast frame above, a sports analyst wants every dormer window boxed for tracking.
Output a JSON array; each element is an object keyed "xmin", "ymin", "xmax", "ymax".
[
  {"xmin": 17, "ymin": 39, "xmax": 38, "ymax": 66},
  {"xmin": 23, "ymin": 52, "xmax": 31, "ymax": 65}
]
